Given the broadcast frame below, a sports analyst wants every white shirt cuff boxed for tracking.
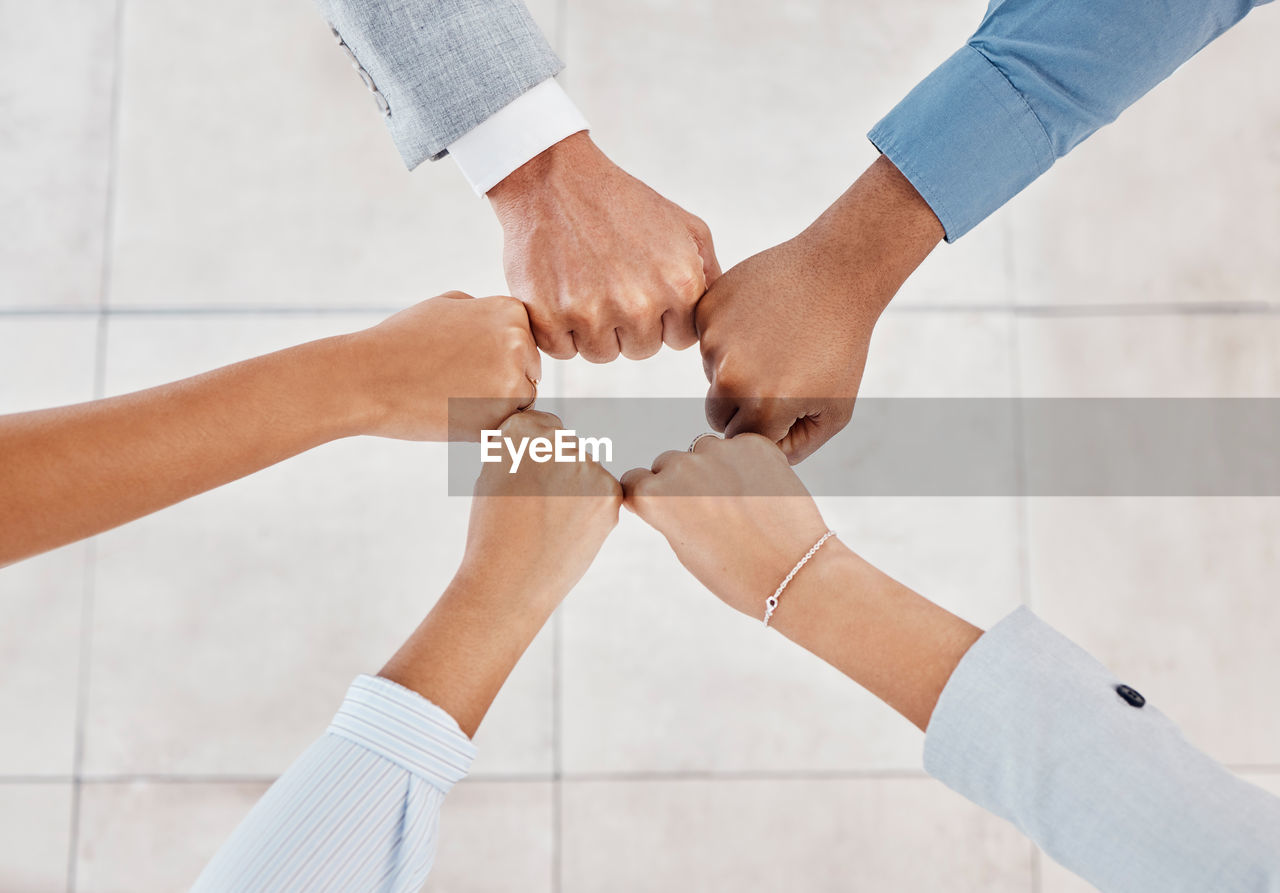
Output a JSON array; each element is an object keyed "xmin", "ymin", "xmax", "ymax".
[{"xmin": 446, "ymin": 78, "xmax": 589, "ymax": 195}]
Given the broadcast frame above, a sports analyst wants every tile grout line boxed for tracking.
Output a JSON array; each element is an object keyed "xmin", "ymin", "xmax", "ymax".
[
  {"xmin": 551, "ymin": 4, "xmax": 569, "ymax": 888},
  {"xmin": 551, "ymin": 608, "xmax": 564, "ymax": 893},
  {"xmin": 66, "ymin": 0, "xmax": 127, "ymax": 888},
  {"xmin": 5, "ymin": 762, "xmax": 1279, "ymax": 786},
  {"xmin": 6, "ymin": 300, "xmax": 1280, "ymax": 319},
  {"xmin": 1005, "ymin": 219, "xmax": 1034, "ymax": 621},
  {"xmin": 1004, "ymin": 217, "xmax": 1042, "ymax": 893}
]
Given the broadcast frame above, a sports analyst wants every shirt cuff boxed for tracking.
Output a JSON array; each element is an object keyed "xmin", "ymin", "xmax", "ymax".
[
  {"xmin": 868, "ymin": 46, "xmax": 1054, "ymax": 242},
  {"xmin": 327, "ymin": 674, "xmax": 477, "ymax": 794},
  {"xmin": 447, "ymin": 78, "xmax": 590, "ymax": 196}
]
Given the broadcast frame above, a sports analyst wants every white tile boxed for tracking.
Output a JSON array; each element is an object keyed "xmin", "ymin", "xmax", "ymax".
[
  {"xmin": 860, "ymin": 312, "xmax": 1015, "ymax": 398},
  {"xmin": 0, "ymin": 317, "xmax": 99, "ymax": 411},
  {"xmin": 109, "ymin": 0, "xmax": 508, "ymax": 310},
  {"xmin": 1025, "ymin": 496, "xmax": 1280, "ymax": 766},
  {"xmin": 565, "ymin": 0, "xmax": 1011, "ymax": 306},
  {"xmin": 0, "ymin": 546, "xmax": 86, "ymax": 776},
  {"xmin": 75, "ymin": 781, "xmax": 267, "ymax": 893},
  {"xmin": 1019, "ymin": 314, "xmax": 1280, "ymax": 766},
  {"xmin": 82, "ymin": 316, "xmax": 551, "ymax": 776},
  {"xmin": 1017, "ymin": 315, "xmax": 1280, "ymax": 398},
  {"xmin": 0, "ymin": 1, "xmax": 115, "ymax": 309},
  {"xmin": 0, "ymin": 783, "xmax": 71, "ymax": 893},
  {"xmin": 1248, "ymin": 771, "xmax": 1280, "ymax": 798},
  {"xmin": 1008, "ymin": 13, "xmax": 1280, "ymax": 307},
  {"xmin": 428, "ymin": 781, "xmax": 553, "ymax": 893},
  {"xmin": 561, "ymin": 777, "xmax": 1031, "ymax": 892}
]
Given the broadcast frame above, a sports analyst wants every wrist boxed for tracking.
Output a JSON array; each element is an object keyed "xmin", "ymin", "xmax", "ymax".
[
  {"xmin": 800, "ymin": 155, "xmax": 944, "ymax": 316},
  {"xmin": 487, "ymin": 131, "xmax": 599, "ymax": 217},
  {"xmin": 763, "ymin": 539, "xmax": 866, "ymax": 639},
  {"xmin": 448, "ymin": 562, "xmax": 564, "ymax": 635},
  {"xmin": 273, "ymin": 335, "xmax": 377, "ymax": 443}
]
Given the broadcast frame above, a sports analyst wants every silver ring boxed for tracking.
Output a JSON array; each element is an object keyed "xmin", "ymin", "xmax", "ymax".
[{"xmin": 689, "ymin": 432, "xmax": 719, "ymax": 452}]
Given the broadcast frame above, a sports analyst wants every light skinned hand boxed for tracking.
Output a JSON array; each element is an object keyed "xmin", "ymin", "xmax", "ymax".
[
  {"xmin": 695, "ymin": 155, "xmax": 943, "ymax": 463},
  {"xmin": 620, "ymin": 433, "xmax": 831, "ymax": 619},
  {"xmin": 456, "ymin": 410, "xmax": 624, "ymax": 615},
  {"xmin": 621, "ymin": 432, "xmax": 983, "ymax": 733},
  {"xmin": 381, "ymin": 409, "xmax": 622, "ymax": 735},
  {"xmin": 488, "ymin": 132, "xmax": 720, "ymax": 363},
  {"xmin": 345, "ymin": 291, "xmax": 541, "ymax": 441}
]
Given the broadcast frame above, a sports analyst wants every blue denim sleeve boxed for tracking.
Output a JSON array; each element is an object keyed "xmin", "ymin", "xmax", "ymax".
[{"xmin": 869, "ymin": 0, "xmax": 1272, "ymax": 241}]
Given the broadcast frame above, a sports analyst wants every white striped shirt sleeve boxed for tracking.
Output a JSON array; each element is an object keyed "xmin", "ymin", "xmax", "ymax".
[{"xmin": 192, "ymin": 674, "xmax": 477, "ymax": 893}]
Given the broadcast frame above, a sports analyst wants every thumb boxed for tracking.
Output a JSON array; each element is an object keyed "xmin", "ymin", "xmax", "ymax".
[{"xmin": 619, "ymin": 466, "xmax": 656, "ymax": 515}]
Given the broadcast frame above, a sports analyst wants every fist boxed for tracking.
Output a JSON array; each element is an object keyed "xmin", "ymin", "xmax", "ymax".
[
  {"xmin": 621, "ymin": 434, "xmax": 830, "ymax": 618},
  {"xmin": 695, "ymin": 235, "xmax": 871, "ymax": 464},
  {"xmin": 346, "ymin": 292, "xmax": 541, "ymax": 441},
  {"xmin": 489, "ymin": 133, "xmax": 720, "ymax": 363},
  {"xmin": 463, "ymin": 410, "xmax": 623, "ymax": 608}
]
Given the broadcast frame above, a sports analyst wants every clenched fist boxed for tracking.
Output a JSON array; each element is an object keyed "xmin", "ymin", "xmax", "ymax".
[
  {"xmin": 346, "ymin": 291, "xmax": 541, "ymax": 441},
  {"xmin": 695, "ymin": 156, "xmax": 943, "ymax": 463},
  {"xmin": 489, "ymin": 132, "xmax": 720, "ymax": 363}
]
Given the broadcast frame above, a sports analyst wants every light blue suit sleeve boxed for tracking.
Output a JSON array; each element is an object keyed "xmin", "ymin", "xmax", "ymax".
[
  {"xmin": 869, "ymin": 0, "xmax": 1274, "ymax": 240},
  {"xmin": 192, "ymin": 675, "xmax": 477, "ymax": 892},
  {"xmin": 925, "ymin": 607, "xmax": 1280, "ymax": 891}
]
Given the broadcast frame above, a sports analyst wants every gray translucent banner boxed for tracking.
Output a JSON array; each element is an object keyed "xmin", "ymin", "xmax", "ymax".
[{"xmin": 447, "ymin": 398, "xmax": 1280, "ymax": 496}]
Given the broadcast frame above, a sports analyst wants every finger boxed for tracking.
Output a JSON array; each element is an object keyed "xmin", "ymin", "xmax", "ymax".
[
  {"xmin": 572, "ymin": 326, "xmax": 622, "ymax": 364},
  {"xmin": 689, "ymin": 218, "xmax": 722, "ymax": 288},
  {"xmin": 688, "ymin": 433, "xmax": 721, "ymax": 454},
  {"xmin": 649, "ymin": 449, "xmax": 686, "ymax": 474},
  {"xmin": 528, "ymin": 315, "xmax": 576, "ymax": 360},
  {"xmin": 515, "ymin": 375, "xmax": 538, "ymax": 411},
  {"xmin": 502, "ymin": 408, "xmax": 563, "ymax": 434},
  {"xmin": 438, "ymin": 290, "xmax": 475, "ymax": 301},
  {"xmin": 660, "ymin": 306, "xmax": 699, "ymax": 351},
  {"xmin": 704, "ymin": 384, "xmax": 739, "ymax": 434},
  {"xmin": 724, "ymin": 397, "xmax": 797, "ymax": 444},
  {"xmin": 617, "ymin": 316, "xmax": 663, "ymax": 360},
  {"xmin": 523, "ymin": 347, "xmax": 543, "ymax": 389},
  {"xmin": 778, "ymin": 404, "xmax": 852, "ymax": 465},
  {"xmin": 619, "ymin": 466, "xmax": 656, "ymax": 514}
]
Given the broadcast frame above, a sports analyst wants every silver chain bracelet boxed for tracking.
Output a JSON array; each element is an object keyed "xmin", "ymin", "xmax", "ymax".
[{"xmin": 763, "ymin": 531, "xmax": 836, "ymax": 627}]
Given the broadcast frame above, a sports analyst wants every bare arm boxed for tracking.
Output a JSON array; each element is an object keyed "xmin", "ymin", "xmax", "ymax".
[
  {"xmin": 380, "ymin": 409, "xmax": 622, "ymax": 735},
  {"xmin": 0, "ymin": 293, "xmax": 540, "ymax": 567},
  {"xmin": 621, "ymin": 432, "xmax": 979, "ymax": 729}
]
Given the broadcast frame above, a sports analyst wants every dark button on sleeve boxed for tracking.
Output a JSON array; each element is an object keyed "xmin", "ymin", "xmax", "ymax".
[{"xmin": 1115, "ymin": 684, "xmax": 1145, "ymax": 708}]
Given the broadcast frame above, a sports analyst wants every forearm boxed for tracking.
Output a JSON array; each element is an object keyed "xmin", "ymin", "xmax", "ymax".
[
  {"xmin": 802, "ymin": 155, "xmax": 943, "ymax": 319},
  {"xmin": 0, "ymin": 336, "xmax": 366, "ymax": 566},
  {"xmin": 379, "ymin": 572, "xmax": 556, "ymax": 738},
  {"xmin": 767, "ymin": 540, "xmax": 982, "ymax": 731}
]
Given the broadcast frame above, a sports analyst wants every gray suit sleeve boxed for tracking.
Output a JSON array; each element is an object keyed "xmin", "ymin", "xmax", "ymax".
[
  {"xmin": 925, "ymin": 607, "xmax": 1280, "ymax": 892},
  {"xmin": 314, "ymin": 0, "xmax": 563, "ymax": 169}
]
